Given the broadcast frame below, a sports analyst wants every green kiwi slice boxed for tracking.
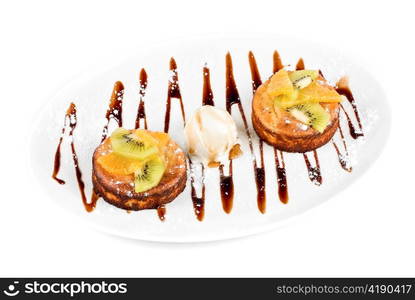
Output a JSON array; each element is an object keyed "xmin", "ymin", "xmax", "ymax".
[
  {"xmin": 287, "ymin": 103, "xmax": 330, "ymax": 133},
  {"xmin": 289, "ymin": 70, "xmax": 319, "ymax": 89},
  {"xmin": 134, "ymin": 156, "xmax": 166, "ymax": 193},
  {"xmin": 110, "ymin": 128, "xmax": 158, "ymax": 160}
]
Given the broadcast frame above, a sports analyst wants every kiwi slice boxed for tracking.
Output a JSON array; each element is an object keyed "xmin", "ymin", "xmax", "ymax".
[
  {"xmin": 289, "ymin": 70, "xmax": 319, "ymax": 89},
  {"xmin": 110, "ymin": 128, "xmax": 158, "ymax": 160},
  {"xmin": 134, "ymin": 156, "xmax": 165, "ymax": 193},
  {"xmin": 273, "ymin": 89, "xmax": 299, "ymax": 110},
  {"xmin": 287, "ymin": 103, "xmax": 330, "ymax": 133}
]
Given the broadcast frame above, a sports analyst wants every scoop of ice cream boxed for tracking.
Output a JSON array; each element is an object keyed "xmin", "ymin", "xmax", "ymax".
[{"xmin": 184, "ymin": 105, "xmax": 238, "ymax": 165}]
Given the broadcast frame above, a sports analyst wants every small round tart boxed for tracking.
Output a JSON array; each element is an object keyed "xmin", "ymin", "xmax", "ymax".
[
  {"xmin": 252, "ymin": 76, "xmax": 340, "ymax": 153},
  {"xmin": 92, "ymin": 130, "xmax": 187, "ymax": 210}
]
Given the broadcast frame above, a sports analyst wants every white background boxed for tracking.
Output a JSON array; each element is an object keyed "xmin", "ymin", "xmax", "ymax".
[{"xmin": 0, "ymin": 0, "xmax": 413, "ymax": 277}]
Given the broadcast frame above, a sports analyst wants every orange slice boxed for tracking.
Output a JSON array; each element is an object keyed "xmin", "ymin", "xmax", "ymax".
[
  {"xmin": 148, "ymin": 131, "xmax": 170, "ymax": 149},
  {"xmin": 275, "ymin": 80, "xmax": 342, "ymax": 108},
  {"xmin": 97, "ymin": 152, "xmax": 143, "ymax": 176},
  {"xmin": 267, "ymin": 69, "xmax": 294, "ymax": 98},
  {"xmin": 298, "ymin": 81, "xmax": 342, "ymax": 103}
]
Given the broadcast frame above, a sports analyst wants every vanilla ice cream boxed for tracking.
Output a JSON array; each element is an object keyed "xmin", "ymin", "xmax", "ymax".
[{"xmin": 184, "ymin": 105, "xmax": 238, "ymax": 165}]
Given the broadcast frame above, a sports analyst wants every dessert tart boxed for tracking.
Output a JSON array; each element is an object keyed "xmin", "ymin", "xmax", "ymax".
[
  {"xmin": 92, "ymin": 128, "xmax": 187, "ymax": 210},
  {"xmin": 252, "ymin": 69, "xmax": 343, "ymax": 153}
]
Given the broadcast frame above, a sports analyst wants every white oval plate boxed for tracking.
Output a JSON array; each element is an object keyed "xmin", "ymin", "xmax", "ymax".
[{"xmin": 30, "ymin": 35, "xmax": 390, "ymax": 243}]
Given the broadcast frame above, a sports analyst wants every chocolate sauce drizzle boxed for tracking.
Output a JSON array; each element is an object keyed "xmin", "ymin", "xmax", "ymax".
[
  {"xmin": 202, "ymin": 65, "xmax": 234, "ymax": 214},
  {"xmin": 101, "ymin": 81, "xmax": 124, "ymax": 142},
  {"xmin": 319, "ymin": 69, "xmax": 357, "ymax": 170},
  {"xmin": 248, "ymin": 51, "xmax": 266, "ymax": 213},
  {"xmin": 53, "ymin": 49, "xmax": 366, "ymax": 220},
  {"xmin": 248, "ymin": 51, "xmax": 263, "ymax": 92},
  {"xmin": 157, "ymin": 205, "xmax": 166, "ymax": 221},
  {"xmin": 190, "ymin": 158, "xmax": 206, "ymax": 221},
  {"xmin": 52, "ymin": 120, "xmax": 67, "ymax": 185},
  {"xmin": 227, "ymin": 52, "xmax": 267, "ymax": 213},
  {"xmin": 323, "ymin": 75, "xmax": 363, "ymax": 144},
  {"xmin": 295, "ymin": 60, "xmax": 324, "ymax": 185},
  {"xmin": 336, "ymin": 84, "xmax": 364, "ymax": 139},
  {"xmin": 52, "ymin": 103, "xmax": 98, "ymax": 212},
  {"xmin": 296, "ymin": 58, "xmax": 305, "ymax": 71},
  {"xmin": 274, "ymin": 148, "xmax": 289, "ymax": 204},
  {"xmin": 219, "ymin": 163, "xmax": 234, "ymax": 214},
  {"xmin": 339, "ymin": 104, "xmax": 364, "ymax": 139},
  {"xmin": 255, "ymin": 139, "xmax": 266, "ymax": 212},
  {"xmin": 135, "ymin": 68, "xmax": 148, "ymax": 129},
  {"xmin": 202, "ymin": 66, "xmax": 215, "ymax": 106},
  {"xmin": 164, "ymin": 57, "xmax": 186, "ymax": 133},
  {"xmin": 332, "ymin": 124, "xmax": 352, "ymax": 172},
  {"xmin": 162, "ymin": 58, "xmax": 206, "ymax": 221},
  {"xmin": 135, "ymin": 68, "xmax": 167, "ymax": 220},
  {"xmin": 273, "ymin": 51, "xmax": 283, "ymax": 74},
  {"xmin": 303, "ymin": 151, "xmax": 323, "ymax": 186},
  {"xmin": 89, "ymin": 191, "xmax": 100, "ymax": 212},
  {"xmin": 272, "ymin": 51, "xmax": 290, "ymax": 203}
]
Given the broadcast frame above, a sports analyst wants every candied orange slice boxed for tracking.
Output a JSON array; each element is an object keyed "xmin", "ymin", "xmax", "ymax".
[
  {"xmin": 276, "ymin": 80, "xmax": 342, "ymax": 108},
  {"xmin": 267, "ymin": 69, "xmax": 294, "ymax": 98},
  {"xmin": 131, "ymin": 129, "xmax": 160, "ymax": 147},
  {"xmin": 97, "ymin": 152, "xmax": 144, "ymax": 176},
  {"xmin": 297, "ymin": 81, "xmax": 342, "ymax": 103},
  {"xmin": 148, "ymin": 131, "xmax": 170, "ymax": 149}
]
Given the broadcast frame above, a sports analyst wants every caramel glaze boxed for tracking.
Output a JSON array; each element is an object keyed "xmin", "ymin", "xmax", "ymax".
[
  {"xmin": 272, "ymin": 51, "xmax": 289, "ymax": 204},
  {"xmin": 248, "ymin": 51, "xmax": 266, "ymax": 213},
  {"xmin": 135, "ymin": 68, "xmax": 148, "ymax": 129},
  {"xmin": 101, "ymin": 81, "xmax": 124, "ymax": 142},
  {"xmin": 164, "ymin": 57, "xmax": 186, "ymax": 133},
  {"xmin": 52, "ymin": 103, "xmax": 98, "ymax": 212}
]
